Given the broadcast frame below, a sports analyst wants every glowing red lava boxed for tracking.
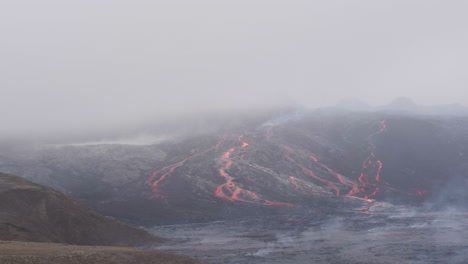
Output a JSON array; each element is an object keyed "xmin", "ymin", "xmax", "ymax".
[
  {"xmin": 354, "ymin": 121, "xmax": 387, "ymax": 200},
  {"xmin": 357, "ymin": 153, "xmax": 383, "ymax": 199},
  {"xmin": 265, "ymin": 121, "xmax": 391, "ymax": 212},
  {"xmin": 273, "ymin": 135, "xmax": 352, "ymax": 198},
  {"xmin": 148, "ymin": 119, "xmax": 428, "ymax": 213},
  {"xmin": 353, "ymin": 201, "xmax": 383, "ymax": 214},
  {"xmin": 245, "ymin": 176, "xmax": 257, "ymax": 183},
  {"xmin": 415, "ymin": 190, "xmax": 427, "ymax": 195},
  {"xmin": 147, "ymin": 137, "xmax": 227, "ymax": 199},
  {"xmin": 289, "ymin": 176, "xmax": 314, "ymax": 193},
  {"xmin": 214, "ymin": 135, "xmax": 295, "ymax": 207}
]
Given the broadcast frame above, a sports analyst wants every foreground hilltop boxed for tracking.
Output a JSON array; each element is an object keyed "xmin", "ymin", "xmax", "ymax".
[
  {"xmin": 0, "ymin": 172, "xmax": 210, "ymax": 264},
  {"xmin": 0, "ymin": 172, "xmax": 162, "ymax": 246},
  {"xmin": 0, "ymin": 241, "xmax": 208, "ymax": 264}
]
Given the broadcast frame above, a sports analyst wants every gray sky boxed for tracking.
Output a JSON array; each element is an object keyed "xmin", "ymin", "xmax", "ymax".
[{"xmin": 1, "ymin": 0, "xmax": 468, "ymax": 137}]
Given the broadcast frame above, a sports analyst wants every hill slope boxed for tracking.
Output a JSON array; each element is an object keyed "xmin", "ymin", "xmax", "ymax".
[
  {"xmin": 2, "ymin": 109, "xmax": 468, "ymax": 224},
  {"xmin": 0, "ymin": 172, "xmax": 163, "ymax": 246}
]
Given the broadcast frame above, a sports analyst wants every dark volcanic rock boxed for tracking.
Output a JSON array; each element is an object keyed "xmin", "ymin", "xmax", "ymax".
[{"xmin": 1, "ymin": 110, "xmax": 468, "ymax": 225}]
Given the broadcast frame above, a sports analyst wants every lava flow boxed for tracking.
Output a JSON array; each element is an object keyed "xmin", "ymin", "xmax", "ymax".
[
  {"xmin": 214, "ymin": 135, "xmax": 295, "ymax": 207},
  {"xmin": 147, "ymin": 137, "xmax": 227, "ymax": 199},
  {"xmin": 269, "ymin": 128, "xmax": 354, "ymax": 198},
  {"xmin": 415, "ymin": 190, "xmax": 427, "ymax": 195},
  {"xmin": 289, "ymin": 176, "xmax": 314, "ymax": 194},
  {"xmin": 276, "ymin": 142, "xmax": 340, "ymax": 196},
  {"xmin": 237, "ymin": 135, "xmax": 249, "ymax": 158},
  {"xmin": 357, "ymin": 153, "xmax": 383, "ymax": 199},
  {"xmin": 355, "ymin": 121, "xmax": 387, "ymax": 199},
  {"xmin": 295, "ymin": 148, "xmax": 363, "ymax": 199},
  {"xmin": 266, "ymin": 121, "xmax": 393, "ymax": 213},
  {"xmin": 355, "ymin": 121, "xmax": 428, "ymax": 199}
]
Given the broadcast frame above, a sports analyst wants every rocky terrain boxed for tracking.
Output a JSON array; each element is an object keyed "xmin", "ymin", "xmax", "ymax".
[
  {"xmin": 1, "ymin": 108, "xmax": 468, "ymax": 263},
  {"xmin": 1, "ymin": 109, "xmax": 468, "ymax": 225},
  {"xmin": 149, "ymin": 210, "xmax": 468, "ymax": 264}
]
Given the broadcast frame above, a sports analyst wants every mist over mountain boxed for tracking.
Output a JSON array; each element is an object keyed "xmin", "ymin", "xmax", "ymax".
[
  {"xmin": 2, "ymin": 105, "xmax": 468, "ymax": 263},
  {"xmin": 2, "ymin": 98, "xmax": 467, "ymax": 147},
  {"xmin": 335, "ymin": 98, "xmax": 371, "ymax": 111},
  {"xmin": 3, "ymin": 0, "xmax": 468, "ymax": 262},
  {"xmin": 2, "ymin": 107, "xmax": 467, "ymax": 225},
  {"xmin": 3, "ymin": 0, "xmax": 468, "ymax": 139},
  {"xmin": 336, "ymin": 97, "xmax": 468, "ymax": 116}
]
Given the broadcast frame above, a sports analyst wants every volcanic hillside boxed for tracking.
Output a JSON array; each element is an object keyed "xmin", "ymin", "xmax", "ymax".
[{"xmin": 2, "ymin": 109, "xmax": 468, "ymax": 224}]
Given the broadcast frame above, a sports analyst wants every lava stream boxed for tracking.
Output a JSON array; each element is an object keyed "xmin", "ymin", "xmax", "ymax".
[
  {"xmin": 354, "ymin": 201, "xmax": 383, "ymax": 214},
  {"xmin": 354, "ymin": 121, "xmax": 387, "ymax": 199},
  {"xmin": 415, "ymin": 190, "xmax": 427, "ymax": 195},
  {"xmin": 266, "ymin": 123, "xmax": 384, "ymax": 209},
  {"xmin": 289, "ymin": 176, "xmax": 314, "ymax": 193},
  {"xmin": 320, "ymin": 162, "xmax": 362, "ymax": 198},
  {"xmin": 238, "ymin": 135, "xmax": 249, "ymax": 148},
  {"xmin": 214, "ymin": 135, "xmax": 295, "ymax": 207},
  {"xmin": 266, "ymin": 120, "xmax": 431, "ymax": 215},
  {"xmin": 276, "ymin": 138, "xmax": 346, "ymax": 197},
  {"xmin": 356, "ymin": 153, "xmax": 383, "ymax": 199},
  {"xmin": 147, "ymin": 137, "xmax": 227, "ymax": 199},
  {"xmin": 294, "ymin": 148, "xmax": 362, "ymax": 198}
]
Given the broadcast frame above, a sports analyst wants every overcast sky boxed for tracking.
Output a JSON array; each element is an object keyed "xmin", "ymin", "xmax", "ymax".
[{"xmin": 1, "ymin": 0, "xmax": 468, "ymax": 137}]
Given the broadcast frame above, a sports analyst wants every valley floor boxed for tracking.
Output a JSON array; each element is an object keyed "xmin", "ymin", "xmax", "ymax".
[{"xmin": 149, "ymin": 210, "xmax": 468, "ymax": 264}]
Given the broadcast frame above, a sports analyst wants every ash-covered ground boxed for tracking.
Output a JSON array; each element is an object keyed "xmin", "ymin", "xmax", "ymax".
[{"xmin": 148, "ymin": 208, "xmax": 468, "ymax": 264}]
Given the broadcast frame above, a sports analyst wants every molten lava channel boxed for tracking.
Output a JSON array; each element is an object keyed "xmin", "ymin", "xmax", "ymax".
[
  {"xmin": 147, "ymin": 137, "xmax": 227, "ymax": 199},
  {"xmin": 266, "ymin": 120, "xmax": 404, "ymax": 213},
  {"xmin": 214, "ymin": 135, "xmax": 295, "ymax": 207}
]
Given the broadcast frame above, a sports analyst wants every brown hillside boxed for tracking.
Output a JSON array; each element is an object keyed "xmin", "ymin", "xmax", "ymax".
[{"xmin": 0, "ymin": 172, "xmax": 164, "ymax": 246}]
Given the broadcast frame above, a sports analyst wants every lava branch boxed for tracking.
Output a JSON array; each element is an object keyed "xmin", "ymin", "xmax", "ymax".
[
  {"xmin": 266, "ymin": 124, "xmax": 382, "ymax": 213},
  {"xmin": 147, "ymin": 137, "xmax": 227, "ymax": 199},
  {"xmin": 353, "ymin": 201, "xmax": 383, "ymax": 214},
  {"xmin": 237, "ymin": 134, "xmax": 249, "ymax": 158},
  {"xmin": 268, "ymin": 128, "xmax": 355, "ymax": 198},
  {"xmin": 214, "ymin": 135, "xmax": 295, "ymax": 207},
  {"xmin": 265, "ymin": 121, "xmax": 431, "ymax": 214},
  {"xmin": 353, "ymin": 121, "xmax": 388, "ymax": 200},
  {"xmin": 357, "ymin": 121, "xmax": 426, "ymax": 199},
  {"xmin": 368, "ymin": 120, "xmax": 386, "ymax": 138},
  {"xmin": 289, "ymin": 176, "xmax": 314, "ymax": 193},
  {"xmin": 294, "ymin": 148, "xmax": 364, "ymax": 198}
]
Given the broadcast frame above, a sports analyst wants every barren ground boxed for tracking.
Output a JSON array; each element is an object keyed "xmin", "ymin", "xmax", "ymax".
[
  {"xmin": 0, "ymin": 241, "xmax": 208, "ymax": 264},
  {"xmin": 149, "ymin": 209, "xmax": 468, "ymax": 264}
]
